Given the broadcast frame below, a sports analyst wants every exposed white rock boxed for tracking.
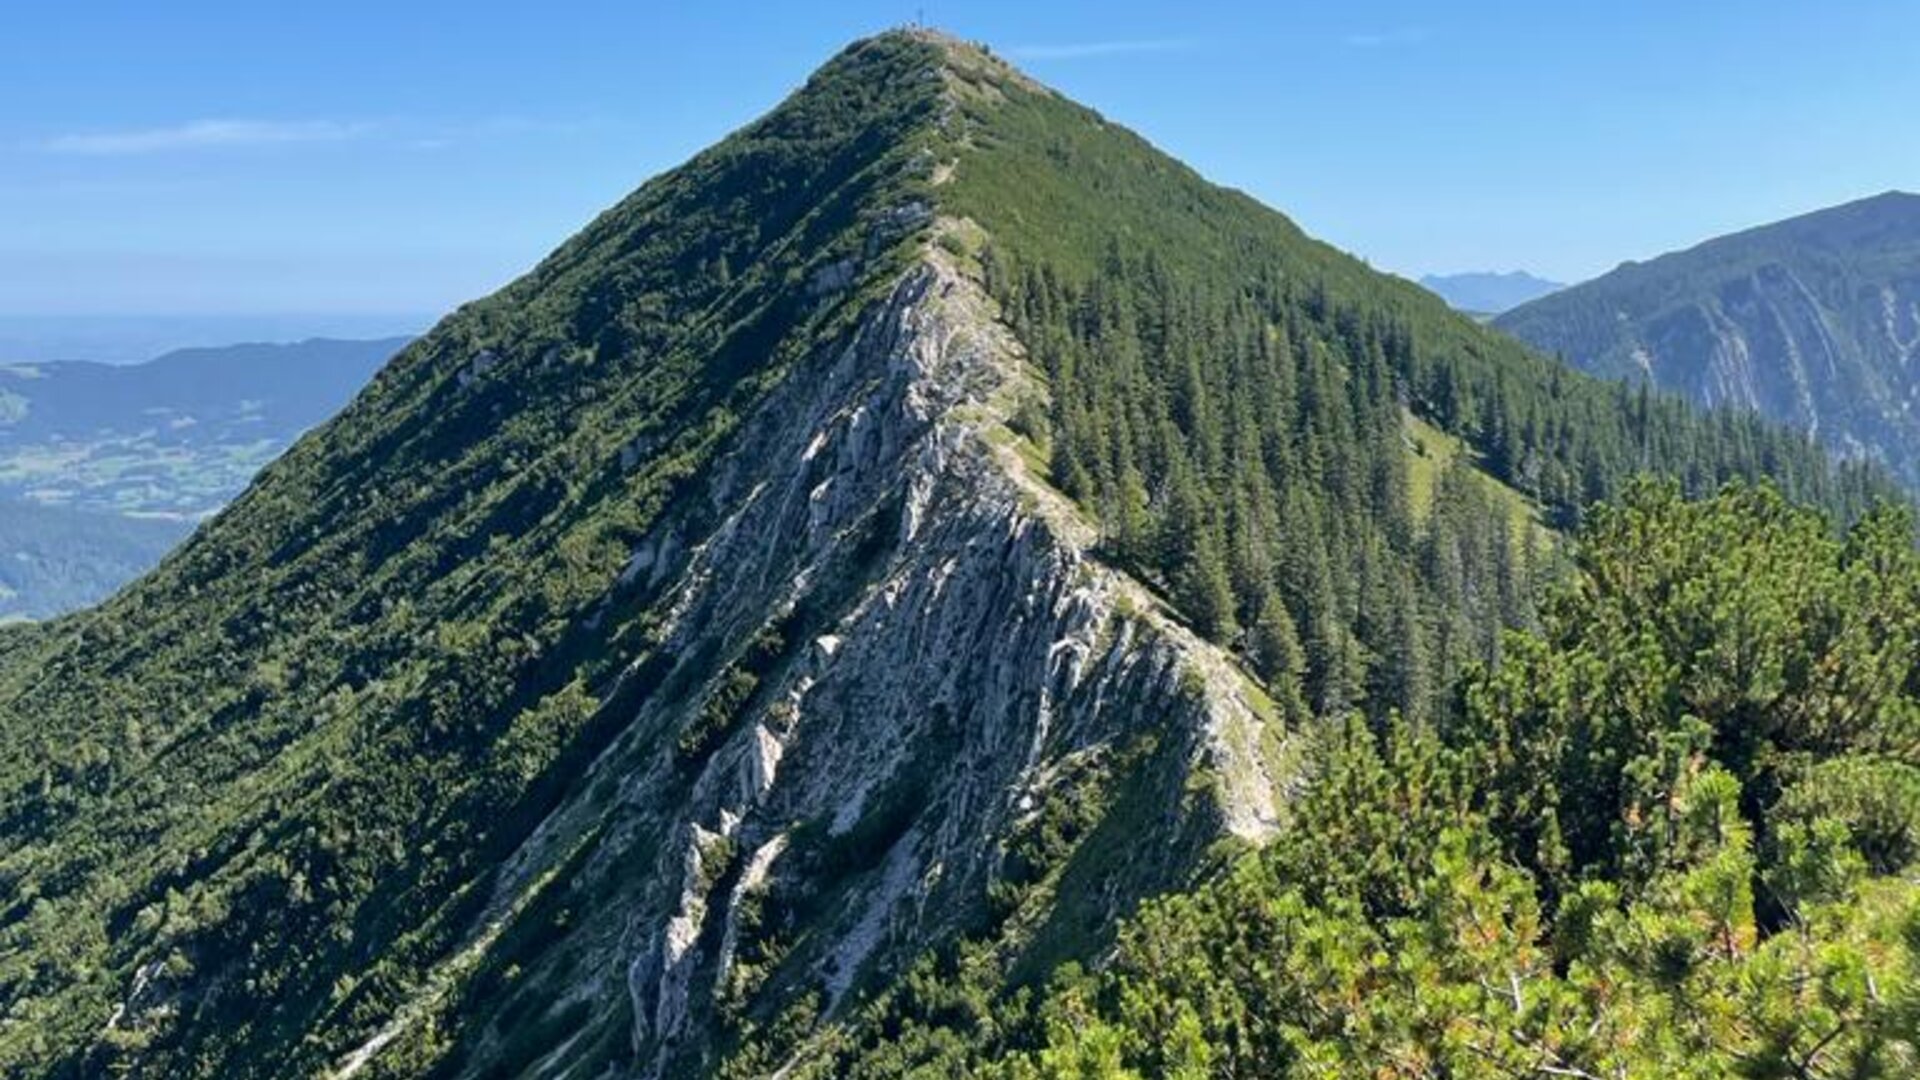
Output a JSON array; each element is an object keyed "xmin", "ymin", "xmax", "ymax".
[
  {"xmin": 808, "ymin": 258, "xmax": 859, "ymax": 297},
  {"xmin": 455, "ymin": 348, "xmax": 502, "ymax": 388},
  {"xmin": 712, "ymin": 834, "xmax": 791, "ymax": 1000},
  {"xmin": 105, "ymin": 958, "xmax": 170, "ymax": 1034},
  {"xmin": 744, "ymin": 723, "xmax": 785, "ymax": 802},
  {"xmin": 363, "ymin": 228, "xmax": 1295, "ymax": 1080}
]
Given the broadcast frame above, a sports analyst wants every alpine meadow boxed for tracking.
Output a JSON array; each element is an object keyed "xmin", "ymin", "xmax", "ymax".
[{"xmin": 1, "ymin": 25, "xmax": 1916, "ymax": 1080}]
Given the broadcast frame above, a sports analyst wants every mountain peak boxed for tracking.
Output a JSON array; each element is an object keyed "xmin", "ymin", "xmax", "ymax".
[
  {"xmin": 834, "ymin": 26, "xmax": 1050, "ymax": 104},
  {"xmin": 0, "ymin": 31, "xmax": 1887, "ymax": 1080},
  {"xmin": 877, "ymin": 23, "xmax": 968, "ymax": 48},
  {"xmin": 868, "ymin": 24, "xmax": 1002, "ymax": 62}
]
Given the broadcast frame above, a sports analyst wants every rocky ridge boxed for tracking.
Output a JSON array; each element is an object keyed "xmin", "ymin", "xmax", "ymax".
[{"xmin": 354, "ymin": 228, "xmax": 1290, "ymax": 1078}]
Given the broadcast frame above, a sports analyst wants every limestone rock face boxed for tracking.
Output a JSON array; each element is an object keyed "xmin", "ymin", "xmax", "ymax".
[{"xmin": 377, "ymin": 241, "xmax": 1288, "ymax": 1079}]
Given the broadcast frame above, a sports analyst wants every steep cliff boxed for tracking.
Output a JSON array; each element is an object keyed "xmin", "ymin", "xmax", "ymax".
[{"xmin": 355, "ymin": 233, "xmax": 1287, "ymax": 1080}]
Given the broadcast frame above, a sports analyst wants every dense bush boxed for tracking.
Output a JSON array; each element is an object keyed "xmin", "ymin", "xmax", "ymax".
[{"xmin": 805, "ymin": 486, "xmax": 1920, "ymax": 1078}]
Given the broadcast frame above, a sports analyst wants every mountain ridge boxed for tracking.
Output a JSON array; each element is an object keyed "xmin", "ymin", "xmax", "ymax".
[
  {"xmin": 1496, "ymin": 191, "xmax": 1920, "ymax": 483},
  {"xmin": 0, "ymin": 316, "xmax": 427, "ymax": 367},
  {"xmin": 1419, "ymin": 269, "xmax": 1564, "ymax": 314},
  {"xmin": 0, "ymin": 30, "xmax": 1896, "ymax": 1080}
]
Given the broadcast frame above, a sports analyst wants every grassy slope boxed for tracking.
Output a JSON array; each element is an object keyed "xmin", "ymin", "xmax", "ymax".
[{"xmin": 1403, "ymin": 414, "xmax": 1547, "ymax": 544}]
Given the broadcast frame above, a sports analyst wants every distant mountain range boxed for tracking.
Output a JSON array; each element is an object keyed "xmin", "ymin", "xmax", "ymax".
[
  {"xmin": 0, "ymin": 336, "xmax": 404, "ymax": 617},
  {"xmin": 0, "ymin": 314, "xmax": 427, "ymax": 365},
  {"xmin": 1496, "ymin": 191, "xmax": 1920, "ymax": 485},
  {"xmin": 1419, "ymin": 270, "xmax": 1564, "ymax": 314},
  {"xmin": 0, "ymin": 336, "xmax": 407, "ymax": 518}
]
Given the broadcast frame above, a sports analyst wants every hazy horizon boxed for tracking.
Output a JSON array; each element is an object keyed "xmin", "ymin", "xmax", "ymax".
[{"xmin": 0, "ymin": 313, "xmax": 429, "ymax": 364}]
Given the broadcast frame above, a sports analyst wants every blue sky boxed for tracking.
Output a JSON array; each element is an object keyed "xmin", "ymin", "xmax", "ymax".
[{"xmin": 3, "ymin": 1, "xmax": 1915, "ymax": 320}]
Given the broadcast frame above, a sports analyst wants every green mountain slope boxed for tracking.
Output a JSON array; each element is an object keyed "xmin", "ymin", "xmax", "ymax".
[
  {"xmin": 1497, "ymin": 192, "xmax": 1920, "ymax": 485},
  {"xmin": 0, "ymin": 31, "xmax": 1896, "ymax": 1080}
]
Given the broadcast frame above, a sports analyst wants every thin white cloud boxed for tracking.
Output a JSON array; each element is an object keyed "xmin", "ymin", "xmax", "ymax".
[
  {"xmin": 1004, "ymin": 38, "xmax": 1194, "ymax": 61},
  {"xmin": 42, "ymin": 119, "xmax": 372, "ymax": 156}
]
